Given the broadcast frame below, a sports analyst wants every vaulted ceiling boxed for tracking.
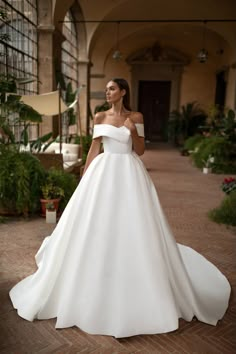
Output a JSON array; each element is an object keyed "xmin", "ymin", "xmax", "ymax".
[{"xmin": 53, "ymin": 0, "xmax": 236, "ymax": 72}]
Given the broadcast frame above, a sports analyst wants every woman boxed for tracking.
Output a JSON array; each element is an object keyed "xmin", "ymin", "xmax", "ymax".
[{"xmin": 10, "ymin": 78, "xmax": 230, "ymax": 338}]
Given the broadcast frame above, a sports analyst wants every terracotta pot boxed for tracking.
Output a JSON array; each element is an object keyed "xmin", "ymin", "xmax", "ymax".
[{"xmin": 40, "ymin": 198, "xmax": 60, "ymax": 217}]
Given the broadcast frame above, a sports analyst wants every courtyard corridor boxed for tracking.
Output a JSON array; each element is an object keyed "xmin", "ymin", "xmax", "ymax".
[{"xmin": 0, "ymin": 144, "xmax": 235, "ymax": 354}]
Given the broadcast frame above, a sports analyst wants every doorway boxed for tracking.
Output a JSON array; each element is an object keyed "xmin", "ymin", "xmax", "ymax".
[
  {"xmin": 138, "ymin": 81, "xmax": 171, "ymax": 141},
  {"xmin": 215, "ymin": 71, "xmax": 226, "ymax": 110}
]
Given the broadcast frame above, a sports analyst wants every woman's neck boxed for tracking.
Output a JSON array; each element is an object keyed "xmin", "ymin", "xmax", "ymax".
[{"xmin": 111, "ymin": 102, "xmax": 128, "ymax": 115}]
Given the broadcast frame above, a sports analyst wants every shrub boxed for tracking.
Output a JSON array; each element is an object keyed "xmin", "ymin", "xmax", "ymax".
[
  {"xmin": 183, "ymin": 134, "xmax": 204, "ymax": 152},
  {"xmin": 221, "ymin": 177, "xmax": 236, "ymax": 195},
  {"xmin": 0, "ymin": 149, "xmax": 45, "ymax": 214},
  {"xmin": 209, "ymin": 190, "xmax": 236, "ymax": 226},
  {"xmin": 74, "ymin": 135, "xmax": 92, "ymax": 163},
  {"xmin": 45, "ymin": 168, "xmax": 78, "ymax": 211},
  {"xmin": 191, "ymin": 136, "xmax": 233, "ymax": 171},
  {"xmin": 168, "ymin": 102, "xmax": 206, "ymax": 145},
  {"xmin": 213, "ymin": 162, "xmax": 236, "ymax": 174}
]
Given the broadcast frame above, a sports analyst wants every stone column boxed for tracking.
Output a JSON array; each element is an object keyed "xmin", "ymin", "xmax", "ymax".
[
  {"xmin": 37, "ymin": 25, "xmax": 55, "ymax": 136},
  {"xmin": 37, "ymin": 0, "xmax": 54, "ymax": 136},
  {"xmin": 52, "ymin": 29, "xmax": 66, "ymax": 137},
  {"xmin": 78, "ymin": 60, "xmax": 91, "ymax": 135}
]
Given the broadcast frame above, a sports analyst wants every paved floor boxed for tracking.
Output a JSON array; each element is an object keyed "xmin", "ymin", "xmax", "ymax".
[{"xmin": 0, "ymin": 143, "xmax": 235, "ymax": 354}]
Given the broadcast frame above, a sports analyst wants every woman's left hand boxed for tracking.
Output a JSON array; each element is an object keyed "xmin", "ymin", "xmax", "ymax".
[
  {"xmin": 124, "ymin": 113, "xmax": 145, "ymax": 156},
  {"xmin": 124, "ymin": 118, "xmax": 136, "ymax": 133}
]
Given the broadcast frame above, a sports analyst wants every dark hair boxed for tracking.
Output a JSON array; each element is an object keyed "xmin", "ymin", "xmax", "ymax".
[{"xmin": 111, "ymin": 78, "xmax": 132, "ymax": 111}]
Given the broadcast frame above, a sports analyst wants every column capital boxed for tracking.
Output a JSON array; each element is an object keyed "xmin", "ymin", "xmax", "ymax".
[
  {"xmin": 37, "ymin": 24, "xmax": 55, "ymax": 33},
  {"xmin": 78, "ymin": 59, "xmax": 91, "ymax": 65}
]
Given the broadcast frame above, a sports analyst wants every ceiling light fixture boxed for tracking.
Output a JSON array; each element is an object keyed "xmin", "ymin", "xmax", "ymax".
[
  {"xmin": 112, "ymin": 21, "xmax": 122, "ymax": 61},
  {"xmin": 197, "ymin": 21, "xmax": 208, "ymax": 63}
]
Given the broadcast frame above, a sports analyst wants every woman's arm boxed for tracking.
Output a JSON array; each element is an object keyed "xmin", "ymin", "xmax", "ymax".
[
  {"xmin": 124, "ymin": 113, "xmax": 145, "ymax": 156},
  {"xmin": 82, "ymin": 137, "xmax": 102, "ymax": 175},
  {"xmin": 82, "ymin": 112, "xmax": 104, "ymax": 175}
]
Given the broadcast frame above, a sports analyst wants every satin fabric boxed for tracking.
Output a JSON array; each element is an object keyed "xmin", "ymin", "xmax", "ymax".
[{"xmin": 10, "ymin": 124, "xmax": 230, "ymax": 338}]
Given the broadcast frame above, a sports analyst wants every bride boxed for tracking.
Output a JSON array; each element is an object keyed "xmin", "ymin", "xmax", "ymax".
[{"xmin": 10, "ymin": 78, "xmax": 231, "ymax": 338}]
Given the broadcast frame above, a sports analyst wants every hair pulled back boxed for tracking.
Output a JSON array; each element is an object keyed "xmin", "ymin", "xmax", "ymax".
[{"xmin": 111, "ymin": 78, "xmax": 132, "ymax": 111}]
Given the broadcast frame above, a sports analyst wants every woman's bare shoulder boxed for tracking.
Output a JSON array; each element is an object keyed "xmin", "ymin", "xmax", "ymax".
[
  {"xmin": 94, "ymin": 111, "xmax": 105, "ymax": 125},
  {"xmin": 94, "ymin": 110, "xmax": 112, "ymax": 125},
  {"xmin": 130, "ymin": 111, "xmax": 144, "ymax": 124}
]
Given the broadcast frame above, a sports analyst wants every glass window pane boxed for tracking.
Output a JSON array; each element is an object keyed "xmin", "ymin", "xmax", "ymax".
[
  {"xmin": 0, "ymin": 0, "xmax": 38, "ymax": 140},
  {"xmin": 61, "ymin": 10, "xmax": 78, "ymax": 90}
]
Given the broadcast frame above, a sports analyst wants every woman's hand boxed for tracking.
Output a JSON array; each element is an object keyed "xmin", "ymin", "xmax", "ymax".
[
  {"xmin": 124, "ymin": 116, "xmax": 145, "ymax": 156},
  {"xmin": 124, "ymin": 117, "xmax": 136, "ymax": 133}
]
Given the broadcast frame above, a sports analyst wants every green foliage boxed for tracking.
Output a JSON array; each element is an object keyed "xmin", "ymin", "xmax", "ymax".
[
  {"xmin": 64, "ymin": 82, "xmax": 79, "ymax": 127},
  {"xmin": 183, "ymin": 134, "xmax": 205, "ymax": 151},
  {"xmin": 0, "ymin": 74, "xmax": 17, "ymax": 102},
  {"xmin": 209, "ymin": 190, "xmax": 236, "ymax": 226},
  {"xmin": 44, "ymin": 168, "xmax": 78, "ymax": 211},
  {"xmin": 45, "ymin": 202, "xmax": 55, "ymax": 211},
  {"xmin": 1, "ymin": 87, "xmax": 42, "ymax": 123},
  {"xmin": 0, "ymin": 216, "xmax": 7, "ymax": 223},
  {"xmin": 0, "ymin": 149, "xmax": 46, "ymax": 214},
  {"xmin": 94, "ymin": 101, "xmax": 110, "ymax": 114},
  {"xmin": 191, "ymin": 136, "xmax": 233, "ymax": 170},
  {"xmin": 222, "ymin": 109, "xmax": 236, "ymax": 143},
  {"xmin": 74, "ymin": 135, "xmax": 92, "ymax": 163},
  {"xmin": 185, "ymin": 106, "xmax": 236, "ymax": 174},
  {"xmin": 0, "ymin": 7, "xmax": 10, "ymax": 45},
  {"xmin": 168, "ymin": 102, "xmax": 206, "ymax": 145},
  {"xmin": 0, "ymin": 6, "xmax": 8, "ymax": 20},
  {"xmin": 0, "ymin": 74, "xmax": 42, "ymax": 149},
  {"xmin": 221, "ymin": 177, "xmax": 236, "ymax": 195},
  {"xmin": 55, "ymin": 72, "xmax": 78, "ymax": 133},
  {"xmin": 200, "ymin": 106, "xmax": 236, "ymax": 143},
  {"xmin": 41, "ymin": 184, "xmax": 64, "ymax": 200},
  {"xmin": 212, "ymin": 161, "xmax": 236, "ymax": 174},
  {"xmin": 30, "ymin": 132, "xmax": 54, "ymax": 152},
  {"xmin": 65, "ymin": 82, "xmax": 76, "ymax": 104}
]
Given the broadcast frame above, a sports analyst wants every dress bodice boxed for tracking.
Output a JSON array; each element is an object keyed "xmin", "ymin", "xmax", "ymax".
[{"xmin": 92, "ymin": 124, "xmax": 144, "ymax": 154}]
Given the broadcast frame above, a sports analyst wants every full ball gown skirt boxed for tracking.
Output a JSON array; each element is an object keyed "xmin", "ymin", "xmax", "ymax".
[{"xmin": 10, "ymin": 124, "xmax": 230, "ymax": 338}]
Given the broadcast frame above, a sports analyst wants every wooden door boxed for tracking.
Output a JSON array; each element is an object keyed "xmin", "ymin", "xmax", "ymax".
[{"xmin": 138, "ymin": 81, "xmax": 171, "ymax": 141}]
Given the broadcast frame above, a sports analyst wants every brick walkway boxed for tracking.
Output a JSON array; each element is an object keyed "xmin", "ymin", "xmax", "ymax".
[{"xmin": 0, "ymin": 144, "xmax": 235, "ymax": 354}]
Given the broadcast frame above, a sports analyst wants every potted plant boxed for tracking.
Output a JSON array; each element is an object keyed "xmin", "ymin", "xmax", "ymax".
[
  {"xmin": 0, "ymin": 72, "xmax": 47, "ymax": 217},
  {"xmin": 45, "ymin": 202, "xmax": 57, "ymax": 223},
  {"xmin": 43, "ymin": 167, "xmax": 78, "ymax": 211},
  {"xmin": 40, "ymin": 182, "xmax": 64, "ymax": 216},
  {"xmin": 202, "ymin": 155, "xmax": 214, "ymax": 174},
  {"xmin": 0, "ymin": 148, "xmax": 45, "ymax": 216},
  {"xmin": 221, "ymin": 177, "xmax": 236, "ymax": 195},
  {"xmin": 168, "ymin": 102, "xmax": 206, "ymax": 146}
]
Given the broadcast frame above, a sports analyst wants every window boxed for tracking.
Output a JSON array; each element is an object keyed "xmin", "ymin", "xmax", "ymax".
[
  {"xmin": 0, "ymin": 0, "xmax": 38, "ymax": 94},
  {"xmin": 0, "ymin": 0, "xmax": 38, "ymax": 140},
  {"xmin": 61, "ymin": 10, "xmax": 78, "ymax": 89},
  {"xmin": 61, "ymin": 10, "xmax": 79, "ymax": 138}
]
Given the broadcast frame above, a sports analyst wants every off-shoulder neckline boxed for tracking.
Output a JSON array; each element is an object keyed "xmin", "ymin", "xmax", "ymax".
[{"xmin": 94, "ymin": 123, "xmax": 143, "ymax": 129}]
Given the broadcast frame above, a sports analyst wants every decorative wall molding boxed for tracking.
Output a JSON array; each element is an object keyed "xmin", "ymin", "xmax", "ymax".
[
  {"xmin": 37, "ymin": 25, "xmax": 55, "ymax": 33},
  {"xmin": 90, "ymin": 91, "xmax": 106, "ymax": 100},
  {"xmin": 127, "ymin": 42, "xmax": 190, "ymax": 66},
  {"xmin": 91, "ymin": 73, "xmax": 106, "ymax": 78}
]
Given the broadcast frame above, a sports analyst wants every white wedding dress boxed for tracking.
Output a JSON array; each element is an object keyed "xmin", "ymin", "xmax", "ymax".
[{"xmin": 10, "ymin": 123, "xmax": 230, "ymax": 338}]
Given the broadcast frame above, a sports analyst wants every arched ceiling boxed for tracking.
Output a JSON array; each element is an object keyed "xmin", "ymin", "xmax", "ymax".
[
  {"xmin": 79, "ymin": 0, "xmax": 236, "ymax": 69},
  {"xmin": 53, "ymin": 0, "xmax": 75, "ymax": 31},
  {"xmin": 52, "ymin": 0, "xmax": 236, "ymax": 70}
]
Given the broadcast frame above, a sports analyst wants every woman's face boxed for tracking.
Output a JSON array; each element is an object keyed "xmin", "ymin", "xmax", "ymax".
[{"xmin": 105, "ymin": 81, "xmax": 125, "ymax": 104}]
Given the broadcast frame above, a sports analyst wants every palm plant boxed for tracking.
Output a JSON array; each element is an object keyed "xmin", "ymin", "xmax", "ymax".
[
  {"xmin": 0, "ymin": 147, "xmax": 46, "ymax": 215},
  {"xmin": 168, "ymin": 102, "xmax": 206, "ymax": 145},
  {"xmin": 0, "ymin": 74, "xmax": 43, "ymax": 150}
]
